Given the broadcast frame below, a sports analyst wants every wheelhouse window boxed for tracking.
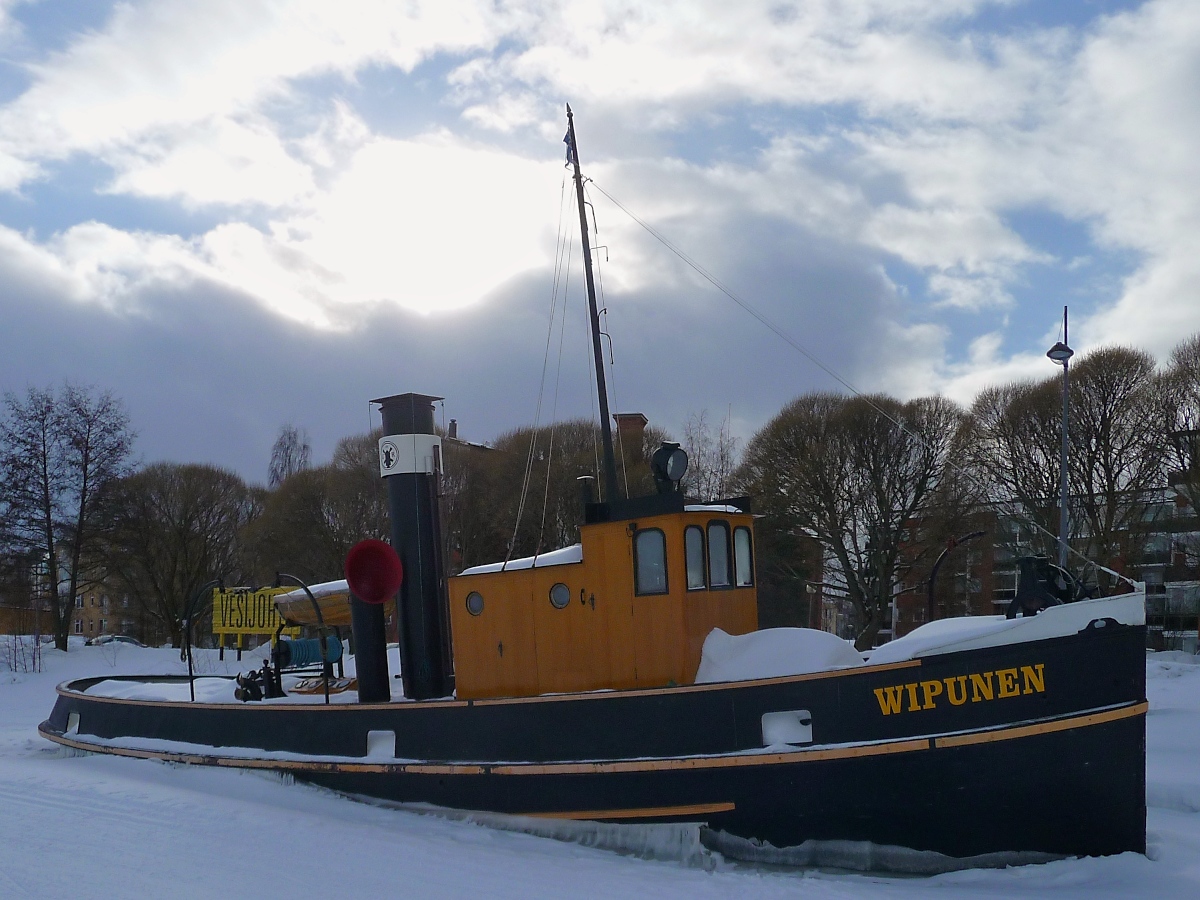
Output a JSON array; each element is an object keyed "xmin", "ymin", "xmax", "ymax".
[
  {"xmin": 634, "ymin": 528, "xmax": 668, "ymax": 595},
  {"xmin": 685, "ymin": 526, "xmax": 706, "ymax": 590},
  {"xmin": 734, "ymin": 526, "xmax": 754, "ymax": 587},
  {"xmin": 707, "ymin": 521, "xmax": 732, "ymax": 588}
]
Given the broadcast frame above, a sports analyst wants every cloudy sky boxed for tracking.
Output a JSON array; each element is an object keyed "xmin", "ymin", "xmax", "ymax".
[{"xmin": 0, "ymin": 0, "xmax": 1196, "ymax": 482}]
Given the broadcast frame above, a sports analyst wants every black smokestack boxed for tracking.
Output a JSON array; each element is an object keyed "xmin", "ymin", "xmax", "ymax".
[
  {"xmin": 371, "ymin": 392, "xmax": 452, "ymax": 700},
  {"xmin": 345, "ymin": 539, "xmax": 403, "ymax": 704}
]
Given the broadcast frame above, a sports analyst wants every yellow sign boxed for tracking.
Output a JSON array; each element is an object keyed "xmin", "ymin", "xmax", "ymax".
[
  {"xmin": 873, "ymin": 664, "xmax": 1045, "ymax": 716},
  {"xmin": 212, "ymin": 587, "xmax": 300, "ymax": 638}
]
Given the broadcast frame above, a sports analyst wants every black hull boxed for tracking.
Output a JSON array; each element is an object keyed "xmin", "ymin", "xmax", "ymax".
[{"xmin": 40, "ymin": 622, "xmax": 1147, "ymax": 861}]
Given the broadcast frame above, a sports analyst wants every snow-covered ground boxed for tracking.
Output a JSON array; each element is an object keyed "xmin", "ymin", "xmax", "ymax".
[{"xmin": 2, "ymin": 642, "xmax": 1198, "ymax": 899}]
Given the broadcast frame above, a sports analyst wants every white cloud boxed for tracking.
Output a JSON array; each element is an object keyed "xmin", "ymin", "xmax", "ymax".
[
  {"xmin": 454, "ymin": 0, "xmax": 1040, "ymax": 130},
  {"xmin": 264, "ymin": 132, "xmax": 565, "ymax": 321},
  {"xmin": 0, "ymin": 219, "xmax": 209, "ymax": 311},
  {"xmin": 936, "ymin": 330, "xmax": 1054, "ymax": 404},
  {"xmin": 0, "ymin": 0, "xmax": 1198, "ymax": 409},
  {"xmin": 862, "ymin": 203, "xmax": 1042, "ymax": 304},
  {"xmin": 462, "ymin": 92, "xmax": 548, "ymax": 133},
  {"xmin": 0, "ymin": 0, "xmax": 516, "ymax": 195},
  {"xmin": 857, "ymin": 318, "xmax": 949, "ymax": 399},
  {"xmin": 0, "ymin": 129, "xmax": 568, "ymax": 326},
  {"xmin": 105, "ymin": 116, "xmax": 317, "ymax": 209}
]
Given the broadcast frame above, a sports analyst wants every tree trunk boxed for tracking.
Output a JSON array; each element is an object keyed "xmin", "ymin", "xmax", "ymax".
[{"xmin": 854, "ymin": 611, "xmax": 883, "ymax": 652}]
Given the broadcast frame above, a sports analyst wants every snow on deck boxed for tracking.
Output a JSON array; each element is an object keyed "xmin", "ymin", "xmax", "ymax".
[
  {"xmin": 83, "ymin": 675, "xmax": 363, "ymax": 704},
  {"xmin": 868, "ymin": 592, "xmax": 1146, "ymax": 664},
  {"xmin": 695, "ymin": 627, "xmax": 863, "ymax": 683},
  {"xmin": 80, "ymin": 643, "xmax": 404, "ymax": 704},
  {"xmin": 458, "ymin": 544, "xmax": 583, "ymax": 575},
  {"xmin": 275, "ymin": 578, "xmax": 350, "ymax": 602},
  {"xmin": 692, "ymin": 593, "xmax": 1145, "ymax": 683}
]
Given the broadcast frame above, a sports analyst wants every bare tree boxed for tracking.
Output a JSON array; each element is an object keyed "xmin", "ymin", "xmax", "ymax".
[
  {"xmin": 1163, "ymin": 335, "xmax": 1200, "ymax": 508},
  {"xmin": 435, "ymin": 418, "xmax": 668, "ymax": 573},
  {"xmin": 682, "ymin": 409, "xmax": 739, "ymax": 501},
  {"xmin": 1161, "ymin": 334, "xmax": 1200, "ymax": 567},
  {"xmin": 972, "ymin": 346, "xmax": 1167, "ymax": 581},
  {"xmin": 102, "ymin": 463, "xmax": 258, "ymax": 647},
  {"xmin": 736, "ymin": 393, "xmax": 966, "ymax": 650},
  {"xmin": 491, "ymin": 419, "xmax": 613, "ymax": 559},
  {"xmin": 244, "ymin": 431, "xmax": 389, "ymax": 585},
  {"xmin": 268, "ymin": 424, "xmax": 311, "ymax": 487},
  {"xmin": 1068, "ymin": 347, "xmax": 1166, "ymax": 576},
  {"xmin": 440, "ymin": 434, "xmax": 505, "ymax": 575},
  {"xmin": 970, "ymin": 378, "xmax": 1063, "ymax": 551},
  {"xmin": 0, "ymin": 384, "xmax": 134, "ymax": 650}
]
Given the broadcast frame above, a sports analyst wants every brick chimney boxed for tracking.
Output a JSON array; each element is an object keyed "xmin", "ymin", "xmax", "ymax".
[{"xmin": 613, "ymin": 412, "xmax": 648, "ymax": 454}]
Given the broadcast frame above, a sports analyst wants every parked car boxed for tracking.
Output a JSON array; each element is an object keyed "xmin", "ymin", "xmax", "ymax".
[{"xmin": 86, "ymin": 634, "xmax": 147, "ymax": 648}]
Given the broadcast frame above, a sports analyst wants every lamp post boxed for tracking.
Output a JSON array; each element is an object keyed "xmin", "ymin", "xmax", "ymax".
[{"xmin": 1047, "ymin": 307, "xmax": 1074, "ymax": 568}]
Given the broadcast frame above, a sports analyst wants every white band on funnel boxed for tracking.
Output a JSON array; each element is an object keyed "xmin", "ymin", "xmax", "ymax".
[{"xmin": 378, "ymin": 433, "xmax": 442, "ymax": 477}]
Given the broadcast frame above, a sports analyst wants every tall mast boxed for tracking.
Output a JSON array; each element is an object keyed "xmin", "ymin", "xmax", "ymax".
[{"xmin": 565, "ymin": 104, "xmax": 621, "ymax": 501}]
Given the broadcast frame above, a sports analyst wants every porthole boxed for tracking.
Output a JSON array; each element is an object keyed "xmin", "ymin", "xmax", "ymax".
[
  {"xmin": 465, "ymin": 591, "xmax": 484, "ymax": 616},
  {"xmin": 549, "ymin": 583, "xmax": 571, "ymax": 609}
]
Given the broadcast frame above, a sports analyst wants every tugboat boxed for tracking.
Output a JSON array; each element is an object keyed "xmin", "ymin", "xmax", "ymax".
[{"xmin": 40, "ymin": 107, "xmax": 1146, "ymax": 864}]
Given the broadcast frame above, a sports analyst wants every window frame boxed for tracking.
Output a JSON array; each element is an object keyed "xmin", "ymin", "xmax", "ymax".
[
  {"xmin": 633, "ymin": 527, "xmax": 670, "ymax": 596},
  {"xmin": 733, "ymin": 525, "xmax": 755, "ymax": 587},
  {"xmin": 549, "ymin": 582, "xmax": 571, "ymax": 609},
  {"xmin": 684, "ymin": 525, "xmax": 707, "ymax": 591},
  {"xmin": 707, "ymin": 520, "xmax": 733, "ymax": 589}
]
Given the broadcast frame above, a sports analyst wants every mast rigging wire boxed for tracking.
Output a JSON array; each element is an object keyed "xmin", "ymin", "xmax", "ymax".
[
  {"xmin": 535, "ymin": 243, "xmax": 576, "ymax": 557},
  {"xmin": 586, "ymin": 179, "xmax": 1139, "ymax": 590},
  {"xmin": 505, "ymin": 176, "xmax": 573, "ymax": 568}
]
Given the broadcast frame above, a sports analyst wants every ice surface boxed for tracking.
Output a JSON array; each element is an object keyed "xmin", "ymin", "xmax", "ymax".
[
  {"xmin": 3, "ymin": 640, "xmax": 1199, "ymax": 898},
  {"xmin": 695, "ymin": 627, "xmax": 864, "ymax": 683}
]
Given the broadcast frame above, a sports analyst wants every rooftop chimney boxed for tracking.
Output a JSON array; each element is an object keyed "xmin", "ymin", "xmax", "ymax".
[{"xmin": 613, "ymin": 412, "xmax": 648, "ymax": 454}]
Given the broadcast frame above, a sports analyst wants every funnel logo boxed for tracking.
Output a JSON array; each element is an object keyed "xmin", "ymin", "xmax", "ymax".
[
  {"xmin": 380, "ymin": 440, "xmax": 399, "ymax": 472},
  {"xmin": 377, "ymin": 433, "xmax": 440, "ymax": 477}
]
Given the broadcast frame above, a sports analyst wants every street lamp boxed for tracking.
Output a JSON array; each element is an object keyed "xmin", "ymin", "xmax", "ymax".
[
  {"xmin": 1047, "ymin": 307, "xmax": 1074, "ymax": 568},
  {"xmin": 1047, "ymin": 342, "xmax": 1073, "ymax": 364}
]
